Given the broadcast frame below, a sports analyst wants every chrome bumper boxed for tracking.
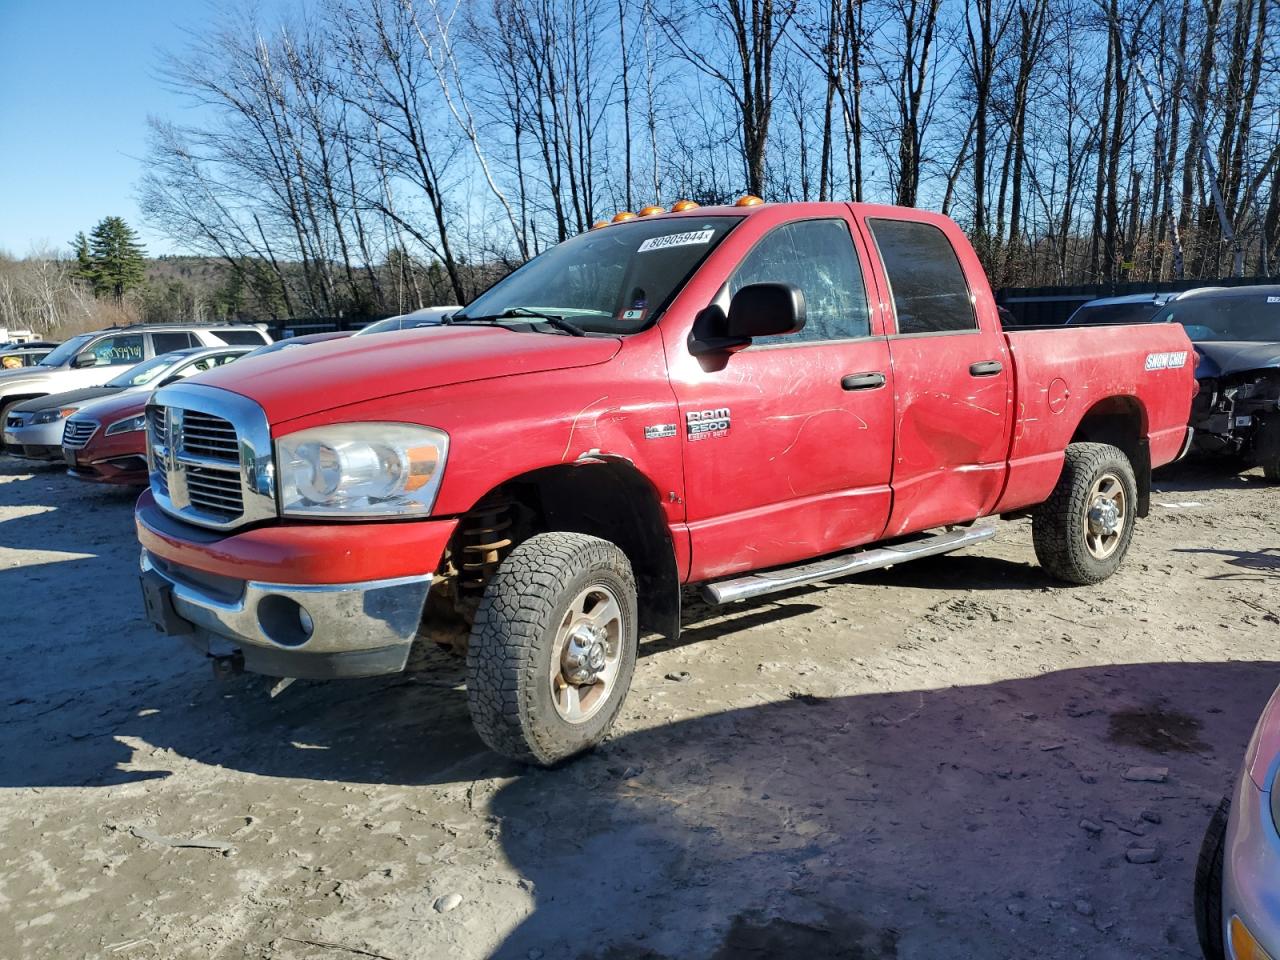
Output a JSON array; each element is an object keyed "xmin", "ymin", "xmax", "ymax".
[{"xmin": 140, "ymin": 550, "xmax": 431, "ymax": 678}]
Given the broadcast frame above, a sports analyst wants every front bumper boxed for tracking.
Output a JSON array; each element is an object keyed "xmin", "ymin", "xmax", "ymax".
[
  {"xmin": 1223, "ymin": 769, "xmax": 1280, "ymax": 959},
  {"xmin": 3, "ymin": 419, "xmax": 67, "ymax": 458},
  {"xmin": 140, "ymin": 550, "xmax": 432, "ymax": 679},
  {"xmin": 66, "ymin": 430, "xmax": 148, "ymax": 484}
]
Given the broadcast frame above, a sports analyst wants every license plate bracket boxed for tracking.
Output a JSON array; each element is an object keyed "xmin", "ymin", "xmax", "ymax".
[{"xmin": 140, "ymin": 569, "xmax": 193, "ymax": 636}]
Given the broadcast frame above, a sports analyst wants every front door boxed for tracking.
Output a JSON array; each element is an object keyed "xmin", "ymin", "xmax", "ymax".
[{"xmin": 665, "ymin": 215, "xmax": 896, "ymax": 582}]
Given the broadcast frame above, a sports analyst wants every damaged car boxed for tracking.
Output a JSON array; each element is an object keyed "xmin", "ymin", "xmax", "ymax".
[{"xmin": 1152, "ymin": 286, "xmax": 1280, "ymax": 480}]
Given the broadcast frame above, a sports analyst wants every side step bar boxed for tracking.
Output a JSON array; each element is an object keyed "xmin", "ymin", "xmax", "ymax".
[{"xmin": 701, "ymin": 524, "xmax": 998, "ymax": 604}]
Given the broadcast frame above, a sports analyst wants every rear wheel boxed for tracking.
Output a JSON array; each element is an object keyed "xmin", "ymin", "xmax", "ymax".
[
  {"xmin": 466, "ymin": 532, "xmax": 638, "ymax": 766},
  {"xmin": 1194, "ymin": 796, "xmax": 1230, "ymax": 960},
  {"xmin": 1032, "ymin": 442, "xmax": 1138, "ymax": 584},
  {"xmin": 1256, "ymin": 418, "xmax": 1280, "ymax": 482}
]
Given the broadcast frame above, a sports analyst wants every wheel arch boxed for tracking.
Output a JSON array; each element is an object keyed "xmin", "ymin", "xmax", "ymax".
[
  {"xmin": 455, "ymin": 460, "xmax": 681, "ymax": 641},
  {"xmin": 1069, "ymin": 395, "xmax": 1151, "ymax": 516}
]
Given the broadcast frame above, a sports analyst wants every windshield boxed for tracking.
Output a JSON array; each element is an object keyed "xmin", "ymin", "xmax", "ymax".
[
  {"xmin": 1155, "ymin": 293, "xmax": 1280, "ymax": 342},
  {"xmin": 105, "ymin": 353, "xmax": 184, "ymax": 388},
  {"xmin": 38, "ymin": 334, "xmax": 94, "ymax": 367},
  {"xmin": 459, "ymin": 216, "xmax": 742, "ymax": 334}
]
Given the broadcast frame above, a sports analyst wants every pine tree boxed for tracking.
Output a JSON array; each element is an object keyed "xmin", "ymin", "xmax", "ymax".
[
  {"xmin": 84, "ymin": 217, "xmax": 147, "ymax": 299},
  {"xmin": 70, "ymin": 231, "xmax": 96, "ymax": 287}
]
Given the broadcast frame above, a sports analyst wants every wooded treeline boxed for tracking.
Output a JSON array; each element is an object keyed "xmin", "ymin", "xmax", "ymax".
[{"xmin": 140, "ymin": 0, "xmax": 1280, "ymax": 318}]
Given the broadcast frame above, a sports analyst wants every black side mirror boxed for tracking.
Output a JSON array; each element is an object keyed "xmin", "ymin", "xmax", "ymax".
[
  {"xmin": 689, "ymin": 282, "xmax": 807, "ymax": 357},
  {"xmin": 726, "ymin": 282, "xmax": 807, "ymax": 340},
  {"xmin": 71, "ymin": 353, "xmax": 97, "ymax": 369}
]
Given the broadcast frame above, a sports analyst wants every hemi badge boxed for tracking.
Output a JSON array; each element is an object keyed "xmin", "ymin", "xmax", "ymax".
[{"xmin": 644, "ymin": 424, "xmax": 677, "ymax": 439}]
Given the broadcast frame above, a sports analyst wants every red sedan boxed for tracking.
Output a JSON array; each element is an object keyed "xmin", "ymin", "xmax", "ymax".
[{"xmin": 61, "ymin": 390, "xmax": 151, "ymax": 485}]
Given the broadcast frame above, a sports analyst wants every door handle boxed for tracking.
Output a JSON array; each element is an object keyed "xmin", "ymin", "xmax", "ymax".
[
  {"xmin": 969, "ymin": 360, "xmax": 1004, "ymax": 377},
  {"xmin": 841, "ymin": 371, "xmax": 887, "ymax": 391}
]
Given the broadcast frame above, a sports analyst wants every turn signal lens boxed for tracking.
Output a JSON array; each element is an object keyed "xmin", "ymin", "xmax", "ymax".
[
  {"xmin": 638, "ymin": 205, "xmax": 665, "ymax": 216},
  {"xmin": 1230, "ymin": 916, "xmax": 1274, "ymax": 960},
  {"xmin": 612, "ymin": 211, "xmax": 637, "ymax": 223},
  {"xmin": 671, "ymin": 199, "xmax": 699, "ymax": 212},
  {"xmin": 735, "ymin": 195, "xmax": 764, "ymax": 207}
]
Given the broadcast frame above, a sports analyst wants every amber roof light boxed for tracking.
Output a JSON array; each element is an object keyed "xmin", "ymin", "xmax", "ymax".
[
  {"xmin": 671, "ymin": 199, "xmax": 699, "ymax": 212},
  {"xmin": 612, "ymin": 211, "xmax": 638, "ymax": 223},
  {"xmin": 735, "ymin": 195, "xmax": 764, "ymax": 207},
  {"xmin": 639, "ymin": 205, "xmax": 665, "ymax": 216}
]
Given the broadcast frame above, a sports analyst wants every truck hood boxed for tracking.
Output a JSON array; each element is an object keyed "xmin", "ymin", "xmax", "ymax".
[
  {"xmin": 195, "ymin": 324, "xmax": 623, "ymax": 424},
  {"xmin": 11, "ymin": 385, "xmax": 120, "ymax": 413},
  {"xmin": 1194, "ymin": 340, "xmax": 1280, "ymax": 379}
]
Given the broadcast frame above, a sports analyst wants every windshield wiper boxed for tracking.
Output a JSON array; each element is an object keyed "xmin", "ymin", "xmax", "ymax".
[{"xmin": 447, "ymin": 308, "xmax": 586, "ymax": 337}]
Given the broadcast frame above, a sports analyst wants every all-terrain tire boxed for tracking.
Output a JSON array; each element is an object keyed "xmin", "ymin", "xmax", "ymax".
[
  {"xmin": 466, "ymin": 532, "xmax": 638, "ymax": 766},
  {"xmin": 1194, "ymin": 796, "xmax": 1230, "ymax": 960},
  {"xmin": 1032, "ymin": 442, "xmax": 1138, "ymax": 584},
  {"xmin": 1257, "ymin": 418, "xmax": 1280, "ymax": 482}
]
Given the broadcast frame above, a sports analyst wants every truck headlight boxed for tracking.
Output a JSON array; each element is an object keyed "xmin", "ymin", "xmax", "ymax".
[
  {"xmin": 105, "ymin": 413, "xmax": 147, "ymax": 436},
  {"xmin": 33, "ymin": 406, "xmax": 78, "ymax": 424},
  {"xmin": 277, "ymin": 423, "xmax": 448, "ymax": 517}
]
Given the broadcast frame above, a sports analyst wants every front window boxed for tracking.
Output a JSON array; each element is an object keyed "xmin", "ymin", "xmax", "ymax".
[
  {"xmin": 79, "ymin": 334, "xmax": 145, "ymax": 367},
  {"xmin": 106, "ymin": 353, "xmax": 187, "ymax": 388},
  {"xmin": 1155, "ymin": 294, "xmax": 1280, "ymax": 342},
  {"xmin": 38, "ymin": 334, "xmax": 94, "ymax": 367},
  {"xmin": 458, "ymin": 216, "xmax": 742, "ymax": 335}
]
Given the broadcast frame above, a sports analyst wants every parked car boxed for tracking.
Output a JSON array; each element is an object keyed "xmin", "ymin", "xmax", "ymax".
[
  {"xmin": 6, "ymin": 346, "xmax": 250, "ymax": 460},
  {"xmin": 134, "ymin": 199, "xmax": 1195, "ymax": 765},
  {"xmin": 355, "ymin": 306, "xmax": 458, "ymax": 336},
  {"xmin": 0, "ymin": 323, "xmax": 271, "ymax": 430},
  {"xmin": 1196, "ymin": 682, "xmax": 1280, "ymax": 960},
  {"xmin": 1, "ymin": 346, "xmax": 53, "ymax": 369},
  {"xmin": 1065, "ymin": 291, "xmax": 1188, "ymax": 326},
  {"xmin": 1150, "ymin": 286, "xmax": 1280, "ymax": 479},
  {"xmin": 59, "ymin": 347, "xmax": 253, "ymax": 482},
  {"xmin": 242, "ymin": 331, "xmax": 354, "ymax": 359}
]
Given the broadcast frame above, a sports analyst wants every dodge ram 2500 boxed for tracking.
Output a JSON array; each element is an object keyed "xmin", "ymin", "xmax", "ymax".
[{"xmin": 134, "ymin": 200, "xmax": 1197, "ymax": 765}]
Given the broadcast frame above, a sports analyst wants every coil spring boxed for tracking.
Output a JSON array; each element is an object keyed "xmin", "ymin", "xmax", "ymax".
[{"xmin": 459, "ymin": 494, "xmax": 515, "ymax": 593}]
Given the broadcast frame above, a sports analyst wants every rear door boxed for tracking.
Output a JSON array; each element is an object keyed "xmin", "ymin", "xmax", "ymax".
[
  {"xmin": 858, "ymin": 214, "xmax": 1013, "ymax": 536},
  {"xmin": 668, "ymin": 214, "xmax": 896, "ymax": 582}
]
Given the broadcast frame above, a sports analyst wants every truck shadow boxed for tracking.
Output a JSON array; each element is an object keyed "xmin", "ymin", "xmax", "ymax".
[
  {"xmin": 484, "ymin": 660, "xmax": 1279, "ymax": 960},
  {"xmin": 1153, "ymin": 460, "xmax": 1271, "ymax": 493},
  {"xmin": 1175, "ymin": 546, "xmax": 1280, "ymax": 583}
]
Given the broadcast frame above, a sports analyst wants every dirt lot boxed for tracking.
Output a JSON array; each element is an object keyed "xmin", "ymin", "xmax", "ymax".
[{"xmin": 1, "ymin": 456, "xmax": 1277, "ymax": 960}]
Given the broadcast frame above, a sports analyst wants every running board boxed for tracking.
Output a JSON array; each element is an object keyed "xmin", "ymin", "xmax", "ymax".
[{"xmin": 701, "ymin": 524, "xmax": 998, "ymax": 604}]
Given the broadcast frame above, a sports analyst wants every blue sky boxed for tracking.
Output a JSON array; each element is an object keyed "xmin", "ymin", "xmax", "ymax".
[{"xmin": 0, "ymin": 1, "xmax": 204, "ymax": 256}]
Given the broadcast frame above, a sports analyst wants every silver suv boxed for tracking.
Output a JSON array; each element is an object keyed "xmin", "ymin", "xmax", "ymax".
[{"xmin": 0, "ymin": 323, "xmax": 272, "ymax": 426}]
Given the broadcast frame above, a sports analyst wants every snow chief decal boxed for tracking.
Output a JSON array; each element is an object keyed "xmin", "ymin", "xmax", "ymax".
[
  {"xmin": 686, "ymin": 407, "xmax": 731, "ymax": 441},
  {"xmin": 1144, "ymin": 351, "xmax": 1188, "ymax": 371}
]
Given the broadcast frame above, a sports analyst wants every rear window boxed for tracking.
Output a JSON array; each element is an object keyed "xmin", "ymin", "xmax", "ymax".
[
  {"xmin": 868, "ymin": 219, "xmax": 977, "ymax": 335},
  {"xmin": 152, "ymin": 331, "xmax": 197, "ymax": 353},
  {"xmin": 208, "ymin": 329, "xmax": 270, "ymax": 346}
]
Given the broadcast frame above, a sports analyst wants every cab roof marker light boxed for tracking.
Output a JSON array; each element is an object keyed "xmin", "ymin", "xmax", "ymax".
[
  {"xmin": 735, "ymin": 195, "xmax": 764, "ymax": 207},
  {"xmin": 671, "ymin": 199, "xmax": 699, "ymax": 212},
  {"xmin": 612, "ymin": 211, "xmax": 638, "ymax": 223},
  {"xmin": 591, "ymin": 220, "xmax": 609, "ymax": 230},
  {"xmin": 639, "ymin": 205, "xmax": 665, "ymax": 216}
]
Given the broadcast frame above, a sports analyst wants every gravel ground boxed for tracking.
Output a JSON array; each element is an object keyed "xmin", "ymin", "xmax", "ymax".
[{"xmin": 1, "ymin": 456, "xmax": 1277, "ymax": 960}]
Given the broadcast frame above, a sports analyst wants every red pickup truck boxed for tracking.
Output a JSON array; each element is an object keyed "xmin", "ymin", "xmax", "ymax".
[{"xmin": 135, "ymin": 200, "xmax": 1196, "ymax": 765}]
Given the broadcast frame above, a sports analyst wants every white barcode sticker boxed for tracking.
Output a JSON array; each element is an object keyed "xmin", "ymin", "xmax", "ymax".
[{"xmin": 637, "ymin": 229, "xmax": 715, "ymax": 253}]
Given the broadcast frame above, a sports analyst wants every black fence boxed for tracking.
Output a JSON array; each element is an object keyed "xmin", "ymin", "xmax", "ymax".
[{"xmin": 995, "ymin": 276, "xmax": 1276, "ymax": 326}]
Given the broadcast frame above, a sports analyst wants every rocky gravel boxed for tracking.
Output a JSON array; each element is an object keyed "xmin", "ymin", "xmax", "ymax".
[{"xmin": 1, "ymin": 457, "xmax": 1277, "ymax": 959}]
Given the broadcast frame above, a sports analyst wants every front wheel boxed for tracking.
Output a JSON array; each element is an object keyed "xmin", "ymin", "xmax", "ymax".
[
  {"xmin": 1194, "ymin": 796, "xmax": 1230, "ymax": 960},
  {"xmin": 1032, "ymin": 442, "xmax": 1138, "ymax": 584},
  {"xmin": 466, "ymin": 532, "xmax": 638, "ymax": 766}
]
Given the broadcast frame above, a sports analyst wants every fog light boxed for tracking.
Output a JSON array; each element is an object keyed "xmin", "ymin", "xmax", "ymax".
[
  {"xmin": 1231, "ymin": 916, "xmax": 1274, "ymax": 960},
  {"xmin": 298, "ymin": 607, "xmax": 314, "ymax": 637}
]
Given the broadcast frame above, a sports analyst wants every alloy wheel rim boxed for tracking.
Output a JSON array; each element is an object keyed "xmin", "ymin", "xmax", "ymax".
[
  {"xmin": 1084, "ymin": 473, "xmax": 1127, "ymax": 560},
  {"xmin": 549, "ymin": 584, "xmax": 624, "ymax": 724}
]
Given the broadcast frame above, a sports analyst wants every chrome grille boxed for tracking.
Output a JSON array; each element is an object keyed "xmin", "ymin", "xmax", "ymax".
[
  {"xmin": 185, "ymin": 465, "xmax": 244, "ymax": 518},
  {"xmin": 181, "ymin": 410, "xmax": 239, "ymax": 461},
  {"xmin": 146, "ymin": 384, "xmax": 275, "ymax": 531},
  {"xmin": 62, "ymin": 418, "xmax": 98, "ymax": 448}
]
